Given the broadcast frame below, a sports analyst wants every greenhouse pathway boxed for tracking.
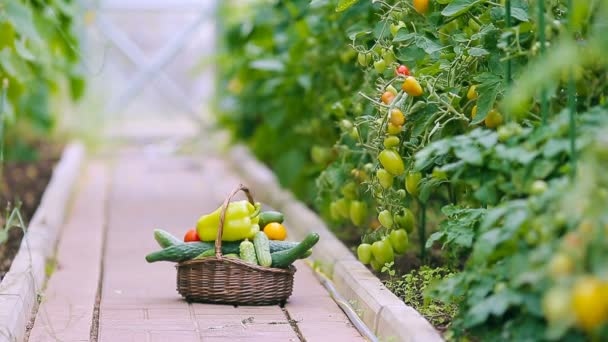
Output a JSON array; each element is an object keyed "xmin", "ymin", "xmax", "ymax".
[{"xmin": 28, "ymin": 148, "xmax": 364, "ymax": 342}]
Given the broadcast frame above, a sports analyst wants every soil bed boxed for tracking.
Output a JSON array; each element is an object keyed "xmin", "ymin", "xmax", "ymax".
[{"xmin": 0, "ymin": 144, "xmax": 61, "ymax": 281}]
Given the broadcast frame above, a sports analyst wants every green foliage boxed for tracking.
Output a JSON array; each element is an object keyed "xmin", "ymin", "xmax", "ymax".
[
  {"xmin": 383, "ymin": 264, "xmax": 458, "ymax": 328},
  {"xmin": 216, "ymin": 0, "xmax": 377, "ymax": 202},
  {"xmin": 219, "ymin": 0, "xmax": 608, "ymax": 339},
  {"xmin": 0, "ymin": 0, "xmax": 84, "ymax": 160}
]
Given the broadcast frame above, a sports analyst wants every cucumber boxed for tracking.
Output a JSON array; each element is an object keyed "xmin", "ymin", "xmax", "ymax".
[
  {"xmin": 225, "ymin": 253, "xmax": 240, "ymax": 259},
  {"xmin": 145, "ymin": 240, "xmax": 299, "ymax": 263},
  {"xmin": 271, "ymin": 233, "xmax": 320, "ymax": 268},
  {"xmin": 299, "ymin": 249, "xmax": 313, "ymax": 259},
  {"xmin": 153, "ymin": 229, "xmax": 182, "ymax": 248},
  {"xmin": 253, "ymin": 232, "xmax": 272, "ymax": 267},
  {"xmin": 258, "ymin": 211, "xmax": 284, "ymax": 228},
  {"xmin": 194, "ymin": 249, "xmax": 215, "ymax": 259},
  {"xmin": 240, "ymin": 239, "xmax": 258, "ymax": 265}
]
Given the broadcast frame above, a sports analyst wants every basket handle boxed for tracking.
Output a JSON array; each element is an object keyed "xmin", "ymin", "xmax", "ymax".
[{"xmin": 215, "ymin": 184, "xmax": 255, "ymax": 259}]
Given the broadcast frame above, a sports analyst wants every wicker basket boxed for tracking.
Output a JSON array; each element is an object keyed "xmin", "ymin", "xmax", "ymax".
[{"xmin": 176, "ymin": 185, "xmax": 296, "ymax": 305}]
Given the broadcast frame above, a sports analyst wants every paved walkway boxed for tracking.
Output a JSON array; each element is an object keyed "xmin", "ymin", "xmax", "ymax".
[{"xmin": 28, "ymin": 148, "xmax": 363, "ymax": 341}]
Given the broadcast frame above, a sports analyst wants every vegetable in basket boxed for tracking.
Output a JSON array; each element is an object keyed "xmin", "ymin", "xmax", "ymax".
[{"xmin": 196, "ymin": 200, "xmax": 261, "ymax": 241}]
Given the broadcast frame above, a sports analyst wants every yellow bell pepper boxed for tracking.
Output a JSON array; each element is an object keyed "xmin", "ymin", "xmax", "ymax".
[{"xmin": 196, "ymin": 200, "xmax": 260, "ymax": 241}]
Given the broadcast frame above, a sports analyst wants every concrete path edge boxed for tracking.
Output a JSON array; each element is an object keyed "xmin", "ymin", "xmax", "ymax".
[
  {"xmin": 0, "ymin": 142, "xmax": 85, "ymax": 342},
  {"xmin": 226, "ymin": 145, "xmax": 443, "ymax": 342}
]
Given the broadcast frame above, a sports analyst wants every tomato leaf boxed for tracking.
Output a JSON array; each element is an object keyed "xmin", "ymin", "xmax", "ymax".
[
  {"xmin": 336, "ymin": 0, "xmax": 359, "ymax": 12},
  {"xmin": 441, "ymin": 0, "xmax": 485, "ymax": 17},
  {"xmin": 393, "ymin": 32, "xmax": 442, "ymax": 55},
  {"xmin": 472, "ymin": 73, "xmax": 502, "ymax": 124}
]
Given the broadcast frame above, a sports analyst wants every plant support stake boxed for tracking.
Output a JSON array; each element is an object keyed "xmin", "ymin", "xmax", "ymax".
[
  {"xmin": 567, "ymin": 0, "xmax": 576, "ymax": 178},
  {"xmin": 538, "ymin": 0, "xmax": 549, "ymax": 124}
]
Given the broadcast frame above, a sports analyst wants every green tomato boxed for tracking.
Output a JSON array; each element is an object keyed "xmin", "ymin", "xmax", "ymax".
[
  {"xmin": 396, "ymin": 189, "xmax": 407, "ymax": 199},
  {"xmin": 432, "ymin": 168, "xmax": 448, "ymax": 180},
  {"xmin": 334, "ymin": 198, "xmax": 351, "ymax": 219},
  {"xmin": 388, "ymin": 229, "xmax": 409, "ymax": 254},
  {"xmin": 371, "ymin": 239, "xmax": 395, "ymax": 265},
  {"xmin": 394, "ymin": 208, "xmax": 415, "ymax": 233},
  {"xmin": 405, "ymin": 171, "xmax": 422, "ymax": 197},
  {"xmin": 386, "ymin": 84, "xmax": 398, "ymax": 96},
  {"xmin": 382, "ymin": 48, "xmax": 396, "ymax": 65},
  {"xmin": 379, "ymin": 149, "xmax": 405, "ymax": 176},
  {"xmin": 340, "ymin": 119, "xmax": 353, "ymax": 131},
  {"xmin": 340, "ymin": 48, "xmax": 357, "ymax": 63},
  {"xmin": 543, "ymin": 287, "xmax": 572, "ymax": 323},
  {"xmin": 376, "ymin": 168, "xmax": 394, "ymax": 189},
  {"xmin": 390, "ymin": 21, "xmax": 406, "ymax": 36},
  {"xmin": 358, "ymin": 52, "xmax": 372, "ymax": 67},
  {"xmin": 311, "ymin": 145, "xmax": 330, "ymax": 165},
  {"xmin": 378, "ymin": 210, "xmax": 394, "ymax": 229},
  {"xmin": 357, "ymin": 243, "xmax": 373, "ymax": 264},
  {"xmin": 383, "ymin": 136, "xmax": 400, "ymax": 149},
  {"xmin": 349, "ymin": 201, "xmax": 368, "ymax": 227},
  {"xmin": 329, "ymin": 201, "xmax": 341, "ymax": 221},
  {"xmin": 341, "ymin": 182, "xmax": 358, "ymax": 200},
  {"xmin": 349, "ymin": 127, "xmax": 360, "ymax": 140},
  {"xmin": 374, "ymin": 59, "xmax": 387, "ymax": 73},
  {"xmin": 530, "ymin": 180, "xmax": 548, "ymax": 195},
  {"xmin": 370, "ymin": 257, "xmax": 382, "ymax": 272}
]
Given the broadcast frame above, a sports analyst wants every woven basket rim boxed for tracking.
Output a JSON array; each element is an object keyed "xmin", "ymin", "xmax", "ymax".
[{"xmin": 176, "ymin": 256, "xmax": 296, "ymax": 274}]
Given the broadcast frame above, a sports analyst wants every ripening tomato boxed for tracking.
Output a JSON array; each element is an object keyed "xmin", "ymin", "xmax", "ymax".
[
  {"xmin": 377, "ymin": 168, "xmax": 394, "ymax": 189},
  {"xmin": 405, "ymin": 171, "xmax": 422, "ymax": 196},
  {"xmin": 396, "ymin": 65, "xmax": 410, "ymax": 76},
  {"xmin": 485, "ymin": 109, "xmax": 503, "ymax": 128},
  {"xmin": 184, "ymin": 228, "xmax": 199, "ymax": 242},
  {"xmin": 389, "ymin": 229, "xmax": 409, "ymax": 254},
  {"xmin": 467, "ymin": 85, "xmax": 478, "ymax": 100},
  {"xmin": 390, "ymin": 109, "xmax": 406, "ymax": 126},
  {"xmin": 394, "ymin": 208, "xmax": 415, "ymax": 233},
  {"xmin": 379, "ymin": 149, "xmax": 405, "ymax": 175},
  {"xmin": 357, "ymin": 243, "xmax": 373, "ymax": 264},
  {"xmin": 402, "ymin": 77, "xmax": 423, "ymax": 96},
  {"xmin": 387, "ymin": 123, "xmax": 402, "ymax": 135},
  {"xmin": 381, "ymin": 91, "xmax": 396, "ymax": 104},
  {"xmin": 350, "ymin": 201, "xmax": 368, "ymax": 227},
  {"xmin": 378, "ymin": 210, "xmax": 394, "ymax": 228},
  {"xmin": 383, "ymin": 136, "xmax": 400, "ymax": 149},
  {"xmin": 413, "ymin": 0, "xmax": 429, "ymax": 15},
  {"xmin": 572, "ymin": 276, "xmax": 608, "ymax": 331},
  {"xmin": 371, "ymin": 239, "xmax": 395, "ymax": 265},
  {"xmin": 471, "ymin": 105, "xmax": 478, "ymax": 120}
]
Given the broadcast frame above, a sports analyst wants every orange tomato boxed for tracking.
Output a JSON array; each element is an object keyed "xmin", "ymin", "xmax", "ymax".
[
  {"xmin": 183, "ymin": 228, "xmax": 199, "ymax": 242},
  {"xmin": 263, "ymin": 222, "xmax": 288, "ymax": 240},
  {"xmin": 413, "ymin": 0, "xmax": 429, "ymax": 15},
  {"xmin": 381, "ymin": 91, "xmax": 396, "ymax": 104},
  {"xmin": 390, "ymin": 108, "xmax": 406, "ymax": 126}
]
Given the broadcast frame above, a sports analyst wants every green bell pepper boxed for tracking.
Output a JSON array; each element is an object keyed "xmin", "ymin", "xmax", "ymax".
[{"xmin": 196, "ymin": 200, "xmax": 261, "ymax": 241}]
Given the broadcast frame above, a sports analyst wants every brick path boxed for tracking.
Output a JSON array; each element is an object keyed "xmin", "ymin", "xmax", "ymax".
[{"xmin": 28, "ymin": 149, "xmax": 364, "ymax": 342}]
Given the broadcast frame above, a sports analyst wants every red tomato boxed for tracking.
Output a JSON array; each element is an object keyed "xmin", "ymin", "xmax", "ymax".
[
  {"xmin": 396, "ymin": 65, "xmax": 411, "ymax": 76},
  {"xmin": 184, "ymin": 228, "xmax": 199, "ymax": 242}
]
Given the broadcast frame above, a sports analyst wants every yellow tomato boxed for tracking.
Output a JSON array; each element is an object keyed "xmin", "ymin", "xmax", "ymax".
[
  {"xmin": 401, "ymin": 77, "xmax": 423, "ymax": 96},
  {"xmin": 485, "ymin": 109, "xmax": 503, "ymax": 128},
  {"xmin": 387, "ymin": 123, "xmax": 402, "ymax": 135},
  {"xmin": 467, "ymin": 85, "xmax": 478, "ymax": 100},
  {"xmin": 572, "ymin": 276, "xmax": 608, "ymax": 331},
  {"xmin": 471, "ymin": 105, "xmax": 478, "ymax": 120}
]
